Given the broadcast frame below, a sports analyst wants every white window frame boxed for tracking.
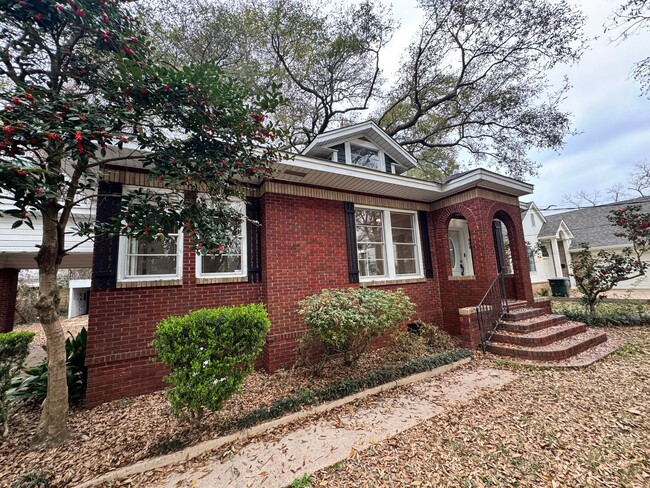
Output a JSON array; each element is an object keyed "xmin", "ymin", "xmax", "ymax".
[
  {"xmin": 355, "ymin": 205, "xmax": 424, "ymax": 282},
  {"xmin": 117, "ymin": 186, "xmax": 184, "ymax": 282},
  {"xmin": 195, "ymin": 201, "xmax": 248, "ymax": 278}
]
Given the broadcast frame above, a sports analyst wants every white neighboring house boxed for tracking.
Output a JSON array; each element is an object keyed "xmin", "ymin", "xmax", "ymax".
[
  {"xmin": 0, "ymin": 202, "xmax": 94, "ymax": 269},
  {"xmin": 520, "ymin": 201, "xmax": 574, "ymax": 290},
  {"xmin": 522, "ymin": 196, "xmax": 650, "ymax": 292}
]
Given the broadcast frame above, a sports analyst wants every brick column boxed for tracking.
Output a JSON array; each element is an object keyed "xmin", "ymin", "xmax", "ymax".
[{"xmin": 0, "ymin": 268, "xmax": 20, "ymax": 333}]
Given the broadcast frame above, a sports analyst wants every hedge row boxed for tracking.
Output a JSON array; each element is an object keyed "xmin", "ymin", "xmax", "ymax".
[
  {"xmin": 237, "ymin": 347, "xmax": 472, "ymax": 429},
  {"xmin": 561, "ymin": 309, "xmax": 650, "ymax": 327}
]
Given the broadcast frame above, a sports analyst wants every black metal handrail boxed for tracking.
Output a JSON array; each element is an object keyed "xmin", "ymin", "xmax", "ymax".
[{"xmin": 476, "ymin": 272, "xmax": 509, "ymax": 352}]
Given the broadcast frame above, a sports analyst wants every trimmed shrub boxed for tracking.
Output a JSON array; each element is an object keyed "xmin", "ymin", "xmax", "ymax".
[
  {"xmin": 553, "ymin": 300, "xmax": 650, "ymax": 327},
  {"xmin": 152, "ymin": 304, "xmax": 270, "ymax": 421},
  {"xmin": 298, "ymin": 287, "xmax": 415, "ymax": 367},
  {"xmin": 1, "ymin": 331, "xmax": 34, "ymax": 436},
  {"xmin": 9, "ymin": 327, "xmax": 87, "ymax": 403}
]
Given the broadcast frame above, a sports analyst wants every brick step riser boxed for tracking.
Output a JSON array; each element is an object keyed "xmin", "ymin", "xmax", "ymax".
[
  {"xmin": 507, "ymin": 301, "xmax": 529, "ymax": 311},
  {"xmin": 486, "ymin": 333, "xmax": 607, "ymax": 361},
  {"xmin": 503, "ymin": 309, "xmax": 544, "ymax": 321},
  {"xmin": 491, "ymin": 323, "xmax": 587, "ymax": 347},
  {"xmin": 498, "ymin": 316, "xmax": 567, "ymax": 333}
]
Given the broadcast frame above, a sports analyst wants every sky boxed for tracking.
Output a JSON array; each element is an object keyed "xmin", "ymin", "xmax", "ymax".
[{"xmin": 379, "ymin": 0, "xmax": 650, "ymax": 212}]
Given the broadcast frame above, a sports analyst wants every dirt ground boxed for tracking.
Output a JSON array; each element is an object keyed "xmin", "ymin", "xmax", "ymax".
[
  {"xmin": 312, "ymin": 328, "xmax": 650, "ymax": 487},
  {"xmin": 14, "ymin": 315, "xmax": 88, "ymax": 366}
]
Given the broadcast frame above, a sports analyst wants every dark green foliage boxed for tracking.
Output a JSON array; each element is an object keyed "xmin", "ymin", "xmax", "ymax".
[
  {"xmin": 9, "ymin": 328, "xmax": 87, "ymax": 403},
  {"xmin": 153, "ymin": 305, "xmax": 270, "ymax": 420},
  {"xmin": 237, "ymin": 348, "xmax": 472, "ymax": 429},
  {"xmin": 9, "ymin": 471, "xmax": 52, "ymax": 488},
  {"xmin": 559, "ymin": 308, "xmax": 650, "ymax": 327},
  {"xmin": 0, "ymin": 331, "xmax": 34, "ymax": 432}
]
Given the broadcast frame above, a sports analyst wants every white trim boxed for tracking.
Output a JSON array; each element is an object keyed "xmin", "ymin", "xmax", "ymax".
[
  {"xmin": 355, "ymin": 204, "xmax": 425, "ymax": 282},
  {"xmin": 302, "ymin": 120, "xmax": 417, "ymax": 168},
  {"xmin": 195, "ymin": 202, "xmax": 248, "ymax": 279}
]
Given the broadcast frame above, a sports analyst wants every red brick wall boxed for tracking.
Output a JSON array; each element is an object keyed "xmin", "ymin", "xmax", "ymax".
[
  {"xmin": 0, "ymin": 268, "xmax": 19, "ymax": 333},
  {"xmin": 85, "ymin": 231, "xmax": 262, "ymax": 407},
  {"xmin": 260, "ymin": 193, "xmax": 443, "ymax": 371},
  {"xmin": 431, "ymin": 196, "xmax": 534, "ymax": 336}
]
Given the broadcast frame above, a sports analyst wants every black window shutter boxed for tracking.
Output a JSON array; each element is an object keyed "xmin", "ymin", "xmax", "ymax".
[
  {"xmin": 247, "ymin": 196, "xmax": 262, "ymax": 283},
  {"xmin": 92, "ymin": 181, "xmax": 122, "ymax": 290},
  {"xmin": 344, "ymin": 202, "xmax": 360, "ymax": 283},
  {"xmin": 417, "ymin": 210, "xmax": 434, "ymax": 279}
]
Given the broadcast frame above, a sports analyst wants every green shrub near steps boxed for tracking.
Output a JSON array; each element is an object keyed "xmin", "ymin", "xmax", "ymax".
[
  {"xmin": 298, "ymin": 287, "xmax": 415, "ymax": 367},
  {"xmin": 1, "ymin": 330, "xmax": 34, "ymax": 435},
  {"xmin": 153, "ymin": 304, "xmax": 270, "ymax": 421}
]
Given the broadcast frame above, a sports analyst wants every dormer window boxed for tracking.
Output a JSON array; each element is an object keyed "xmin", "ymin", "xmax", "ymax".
[{"xmin": 329, "ymin": 140, "xmax": 385, "ymax": 171}]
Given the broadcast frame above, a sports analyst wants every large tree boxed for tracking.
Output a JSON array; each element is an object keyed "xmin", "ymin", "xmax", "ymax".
[
  {"xmin": 0, "ymin": 0, "xmax": 281, "ymax": 445},
  {"xmin": 148, "ymin": 0, "xmax": 586, "ymax": 179},
  {"xmin": 609, "ymin": 0, "xmax": 650, "ymax": 97}
]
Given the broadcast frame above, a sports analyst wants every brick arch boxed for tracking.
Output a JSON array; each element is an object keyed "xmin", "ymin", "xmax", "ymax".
[
  {"xmin": 487, "ymin": 202, "xmax": 534, "ymax": 304},
  {"xmin": 432, "ymin": 203, "xmax": 478, "ymax": 279}
]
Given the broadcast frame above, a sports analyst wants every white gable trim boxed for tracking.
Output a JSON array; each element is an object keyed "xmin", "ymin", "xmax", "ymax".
[{"xmin": 302, "ymin": 121, "xmax": 417, "ymax": 169}]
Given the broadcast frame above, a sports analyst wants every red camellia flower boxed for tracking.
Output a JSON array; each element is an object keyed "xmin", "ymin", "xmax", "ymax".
[
  {"xmin": 76, "ymin": 8, "xmax": 84, "ymax": 17},
  {"xmin": 219, "ymin": 245, "xmax": 225, "ymax": 253},
  {"xmin": 251, "ymin": 113, "xmax": 265, "ymax": 124},
  {"xmin": 21, "ymin": 210, "xmax": 28, "ymax": 219},
  {"xmin": 75, "ymin": 130, "xmax": 83, "ymax": 141},
  {"xmin": 3, "ymin": 126, "xmax": 15, "ymax": 134},
  {"xmin": 12, "ymin": 96, "xmax": 23, "ymax": 106},
  {"xmin": 5, "ymin": 104, "xmax": 14, "ymax": 110},
  {"xmin": 46, "ymin": 132, "xmax": 62, "ymax": 141},
  {"xmin": 24, "ymin": 93, "xmax": 34, "ymax": 101},
  {"xmin": 122, "ymin": 46, "xmax": 135, "ymax": 57},
  {"xmin": 35, "ymin": 189, "xmax": 45, "ymax": 195},
  {"xmin": 35, "ymin": 12, "xmax": 43, "ymax": 21},
  {"xmin": 102, "ymin": 12, "xmax": 108, "ymax": 22},
  {"xmin": 16, "ymin": 169, "xmax": 27, "ymax": 176},
  {"xmin": 54, "ymin": 3, "xmax": 65, "ymax": 12}
]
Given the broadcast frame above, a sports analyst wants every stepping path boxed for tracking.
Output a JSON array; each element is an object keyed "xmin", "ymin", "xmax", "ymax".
[{"xmin": 157, "ymin": 367, "xmax": 516, "ymax": 488}]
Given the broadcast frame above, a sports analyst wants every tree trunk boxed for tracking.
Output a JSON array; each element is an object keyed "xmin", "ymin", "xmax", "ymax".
[
  {"xmin": 32, "ymin": 204, "xmax": 69, "ymax": 446},
  {"xmin": 588, "ymin": 301, "xmax": 597, "ymax": 315}
]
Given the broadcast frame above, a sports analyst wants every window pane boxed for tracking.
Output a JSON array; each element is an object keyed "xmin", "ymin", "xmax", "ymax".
[
  {"xmin": 349, "ymin": 144, "xmax": 380, "ymax": 170},
  {"xmin": 395, "ymin": 259, "xmax": 416, "ymax": 275},
  {"xmin": 394, "ymin": 244, "xmax": 416, "ymax": 259},
  {"xmin": 390, "ymin": 213, "xmax": 413, "ymax": 228},
  {"xmin": 129, "ymin": 255, "xmax": 176, "ymax": 276},
  {"xmin": 358, "ymin": 243, "xmax": 385, "ymax": 277},
  {"xmin": 203, "ymin": 255, "xmax": 242, "ymax": 274},
  {"xmin": 130, "ymin": 237, "xmax": 177, "ymax": 255},
  {"xmin": 391, "ymin": 228, "xmax": 414, "ymax": 243}
]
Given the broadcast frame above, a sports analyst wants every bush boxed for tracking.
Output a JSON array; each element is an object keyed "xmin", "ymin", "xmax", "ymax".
[
  {"xmin": 419, "ymin": 322, "xmax": 459, "ymax": 352},
  {"xmin": 298, "ymin": 287, "xmax": 415, "ymax": 367},
  {"xmin": 14, "ymin": 285, "xmax": 39, "ymax": 325},
  {"xmin": 152, "ymin": 304, "xmax": 270, "ymax": 421},
  {"xmin": 9, "ymin": 328, "xmax": 87, "ymax": 403},
  {"xmin": 553, "ymin": 300, "xmax": 650, "ymax": 327},
  {"xmin": 1, "ymin": 331, "xmax": 34, "ymax": 436},
  {"xmin": 384, "ymin": 328, "xmax": 429, "ymax": 362}
]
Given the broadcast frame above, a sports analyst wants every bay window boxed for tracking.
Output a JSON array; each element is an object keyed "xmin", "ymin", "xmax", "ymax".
[{"xmin": 355, "ymin": 207, "xmax": 422, "ymax": 280}]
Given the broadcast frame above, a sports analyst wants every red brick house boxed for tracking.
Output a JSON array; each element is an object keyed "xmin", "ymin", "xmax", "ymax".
[{"xmin": 81, "ymin": 121, "xmax": 541, "ymax": 406}]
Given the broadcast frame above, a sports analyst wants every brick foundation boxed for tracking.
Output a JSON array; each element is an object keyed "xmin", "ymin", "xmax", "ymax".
[{"xmin": 0, "ymin": 268, "xmax": 19, "ymax": 333}]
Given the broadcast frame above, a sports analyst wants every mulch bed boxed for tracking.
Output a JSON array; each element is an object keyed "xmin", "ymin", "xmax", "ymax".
[{"xmin": 0, "ymin": 345, "xmax": 447, "ymax": 487}]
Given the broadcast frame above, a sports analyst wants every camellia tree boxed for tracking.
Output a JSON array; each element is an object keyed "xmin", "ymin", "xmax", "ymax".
[
  {"xmin": 571, "ymin": 244, "xmax": 646, "ymax": 314},
  {"xmin": 607, "ymin": 204, "xmax": 650, "ymax": 274},
  {"xmin": 0, "ymin": 0, "xmax": 282, "ymax": 445}
]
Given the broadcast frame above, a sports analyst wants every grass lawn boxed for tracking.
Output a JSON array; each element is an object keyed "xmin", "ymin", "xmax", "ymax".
[{"xmin": 313, "ymin": 327, "xmax": 650, "ymax": 487}]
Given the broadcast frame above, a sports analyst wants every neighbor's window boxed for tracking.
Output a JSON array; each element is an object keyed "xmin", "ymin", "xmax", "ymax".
[
  {"xmin": 123, "ymin": 229, "xmax": 181, "ymax": 279},
  {"xmin": 197, "ymin": 202, "xmax": 247, "ymax": 277},
  {"xmin": 355, "ymin": 207, "xmax": 422, "ymax": 280}
]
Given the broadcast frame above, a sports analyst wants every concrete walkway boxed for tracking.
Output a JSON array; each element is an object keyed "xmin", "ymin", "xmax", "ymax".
[{"xmin": 158, "ymin": 367, "xmax": 516, "ymax": 488}]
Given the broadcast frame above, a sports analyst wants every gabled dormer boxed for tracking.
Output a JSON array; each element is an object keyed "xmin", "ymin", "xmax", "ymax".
[{"xmin": 302, "ymin": 121, "xmax": 417, "ymax": 175}]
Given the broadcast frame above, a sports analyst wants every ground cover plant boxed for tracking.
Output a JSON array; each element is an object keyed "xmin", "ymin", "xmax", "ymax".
[{"xmin": 553, "ymin": 299, "xmax": 650, "ymax": 326}]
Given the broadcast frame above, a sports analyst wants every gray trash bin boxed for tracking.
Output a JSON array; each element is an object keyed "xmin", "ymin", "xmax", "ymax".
[{"xmin": 548, "ymin": 278, "xmax": 570, "ymax": 297}]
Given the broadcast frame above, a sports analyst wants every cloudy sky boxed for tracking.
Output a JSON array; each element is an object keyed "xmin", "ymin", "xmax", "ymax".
[{"xmin": 381, "ymin": 0, "xmax": 650, "ymax": 211}]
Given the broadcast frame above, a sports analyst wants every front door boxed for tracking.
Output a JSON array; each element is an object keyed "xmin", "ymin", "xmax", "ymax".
[{"xmin": 449, "ymin": 230, "xmax": 464, "ymax": 276}]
